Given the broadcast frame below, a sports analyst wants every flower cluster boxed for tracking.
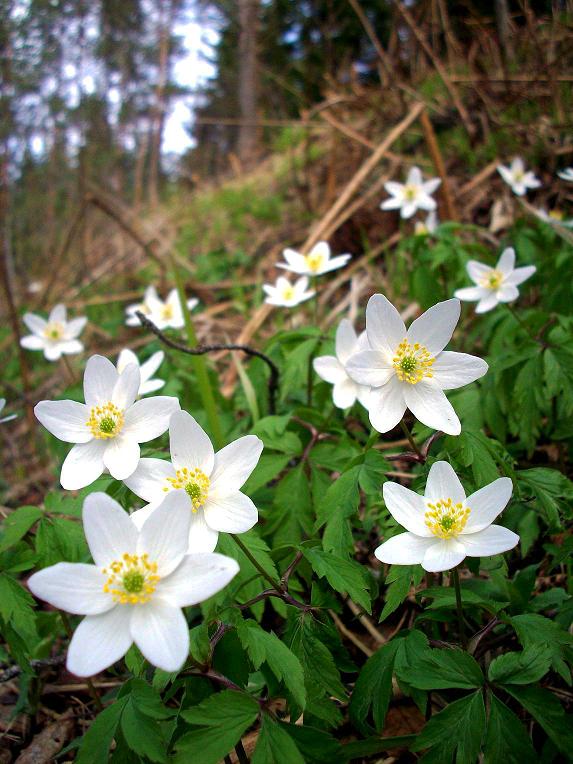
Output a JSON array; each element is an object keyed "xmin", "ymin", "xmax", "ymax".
[{"xmin": 125, "ymin": 286, "xmax": 199, "ymax": 330}]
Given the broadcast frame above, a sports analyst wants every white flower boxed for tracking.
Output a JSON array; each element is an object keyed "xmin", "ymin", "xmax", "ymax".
[
  {"xmin": 346, "ymin": 295, "xmax": 488, "ymax": 435},
  {"xmin": 313, "ymin": 319, "xmax": 371, "ymax": 409},
  {"xmin": 414, "ymin": 210, "xmax": 438, "ymax": 236},
  {"xmin": 28, "ymin": 280, "xmax": 44, "ymax": 294},
  {"xmin": 497, "ymin": 157, "xmax": 541, "ymax": 196},
  {"xmin": 126, "ymin": 287, "xmax": 199, "ymax": 330},
  {"xmin": 277, "ymin": 241, "xmax": 351, "ymax": 277},
  {"xmin": 374, "ymin": 461, "xmax": 518, "ymax": 572},
  {"xmin": 21, "ymin": 304, "xmax": 87, "ymax": 362},
  {"xmin": 0, "ymin": 399, "xmax": 16, "ymax": 424},
  {"xmin": 381, "ymin": 166, "xmax": 441, "ymax": 220},
  {"xmin": 34, "ymin": 355, "xmax": 180, "ymax": 490},
  {"xmin": 262, "ymin": 276, "xmax": 315, "ymax": 308},
  {"xmin": 454, "ymin": 247, "xmax": 536, "ymax": 314},
  {"xmin": 534, "ymin": 208, "xmax": 573, "ymax": 229},
  {"xmin": 125, "ymin": 410, "xmax": 263, "ymax": 553},
  {"xmin": 28, "ymin": 492, "xmax": 239, "ymax": 676},
  {"xmin": 557, "ymin": 167, "xmax": 573, "ymax": 182},
  {"xmin": 117, "ymin": 349, "xmax": 165, "ymax": 396},
  {"xmin": 125, "ymin": 286, "xmax": 160, "ymax": 327}
]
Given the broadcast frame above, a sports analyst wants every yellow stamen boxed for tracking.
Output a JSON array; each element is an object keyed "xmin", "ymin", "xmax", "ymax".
[
  {"xmin": 480, "ymin": 269, "xmax": 503, "ymax": 291},
  {"xmin": 281, "ymin": 286, "xmax": 295, "ymax": 301},
  {"xmin": 393, "ymin": 338, "xmax": 435, "ymax": 385},
  {"xmin": 403, "ymin": 185, "xmax": 418, "ymax": 201},
  {"xmin": 102, "ymin": 553, "xmax": 160, "ymax": 605},
  {"xmin": 305, "ymin": 253, "xmax": 325, "ymax": 273},
  {"xmin": 43, "ymin": 322, "xmax": 64, "ymax": 341},
  {"xmin": 86, "ymin": 402, "xmax": 124, "ymax": 439},
  {"xmin": 164, "ymin": 467, "xmax": 210, "ymax": 512},
  {"xmin": 425, "ymin": 497, "xmax": 470, "ymax": 539},
  {"xmin": 161, "ymin": 304, "xmax": 174, "ymax": 320}
]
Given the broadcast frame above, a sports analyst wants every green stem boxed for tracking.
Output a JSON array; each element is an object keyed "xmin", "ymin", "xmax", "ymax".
[
  {"xmin": 170, "ymin": 256, "xmax": 224, "ymax": 449},
  {"xmin": 60, "ymin": 612, "xmax": 104, "ymax": 711},
  {"xmin": 504, "ymin": 303, "xmax": 539, "ymax": 344},
  {"xmin": 452, "ymin": 567, "xmax": 467, "ymax": 650},
  {"xmin": 231, "ymin": 534, "xmax": 282, "ymax": 591},
  {"xmin": 399, "ymin": 419, "xmax": 423, "ymax": 460}
]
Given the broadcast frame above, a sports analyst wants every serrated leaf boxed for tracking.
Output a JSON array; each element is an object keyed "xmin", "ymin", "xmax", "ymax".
[
  {"xmin": 483, "ymin": 692, "xmax": 536, "ymax": 764},
  {"xmin": 412, "ymin": 690, "xmax": 486, "ymax": 762},
  {"xmin": 302, "ymin": 548, "xmax": 371, "ymax": 613},
  {"xmin": 349, "ymin": 639, "xmax": 401, "ymax": 734},
  {"xmin": 379, "ymin": 565, "xmax": 424, "ymax": 622},
  {"xmin": 397, "ymin": 647, "xmax": 484, "ymax": 690},
  {"xmin": 252, "ymin": 715, "xmax": 305, "ymax": 764},
  {"xmin": 0, "ymin": 506, "xmax": 42, "ymax": 552},
  {"xmin": 504, "ymin": 684, "xmax": 573, "ymax": 755},
  {"xmin": 76, "ymin": 699, "xmax": 127, "ymax": 764},
  {"xmin": 488, "ymin": 646, "xmax": 552, "ymax": 685}
]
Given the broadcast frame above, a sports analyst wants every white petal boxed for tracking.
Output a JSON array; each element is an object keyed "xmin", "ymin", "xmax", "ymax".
[
  {"xmin": 467, "ymin": 261, "xmax": 492, "ymax": 284},
  {"xmin": 365, "ymin": 294, "xmax": 406, "ymax": 355},
  {"xmin": 310, "ymin": 241, "xmax": 330, "ymax": 259},
  {"xmin": 282, "ymin": 248, "xmax": 307, "ymax": 271},
  {"xmin": 425, "ymin": 461, "xmax": 466, "ymax": 504},
  {"xmin": 476, "ymin": 293, "xmax": 499, "ymax": 313},
  {"xmin": 422, "ymin": 539, "xmax": 466, "ymax": 572},
  {"xmin": 505, "ymin": 265, "xmax": 536, "ymax": 287},
  {"xmin": 83, "ymin": 492, "xmax": 138, "ymax": 567},
  {"xmin": 169, "ymin": 410, "xmax": 214, "ymax": 473},
  {"xmin": 404, "ymin": 381, "xmax": 461, "ymax": 435},
  {"xmin": 187, "ymin": 509, "xmax": 219, "ymax": 553},
  {"xmin": 65, "ymin": 317, "xmax": 87, "ymax": 339},
  {"xmin": 131, "ymin": 600, "xmax": 189, "ymax": 672},
  {"xmin": 384, "ymin": 181, "xmax": 404, "ymax": 197},
  {"xmin": 335, "ymin": 319, "xmax": 358, "ymax": 363},
  {"xmin": 406, "ymin": 299, "xmax": 460, "ymax": 355},
  {"xmin": 84, "ymin": 355, "xmax": 119, "ymax": 408},
  {"xmin": 459, "ymin": 525, "xmax": 519, "ymax": 556},
  {"xmin": 116, "ymin": 348, "xmax": 138, "ymax": 373},
  {"xmin": 23, "ymin": 313, "xmax": 46, "ymax": 335},
  {"xmin": 356, "ymin": 330, "xmax": 370, "ymax": 352},
  {"xmin": 158, "ymin": 553, "xmax": 240, "ymax": 607},
  {"xmin": 112, "ymin": 363, "xmax": 140, "ymax": 410},
  {"xmin": 67, "ymin": 607, "xmax": 133, "ymax": 677},
  {"xmin": 346, "ymin": 350, "xmax": 394, "ymax": 387},
  {"xmin": 416, "ymin": 194, "xmax": 438, "ymax": 212},
  {"xmin": 497, "ymin": 285, "xmax": 519, "ymax": 303},
  {"xmin": 103, "ymin": 436, "xmax": 140, "ymax": 480},
  {"xmin": 382, "ymin": 482, "xmax": 431, "ymax": 536},
  {"xmin": 124, "ymin": 458, "xmax": 175, "ymax": 502},
  {"xmin": 454, "ymin": 286, "xmax": 486, "ymax": 302},
  {"xmin": 60, "ymin": 440, "xmax": 106, "ymax": 490},
  {"xmin": 60, "ymin": 340, "xmax": 83, "ymax": 356},
  {"xmin": 374, "ymin": 532, "xmax": 435, "ymax": 565},
  {"xmin": 319, "ymin": 254, "xmax": 351, "ymax": 274},
  {"xmin": 367, "ymin": 377, "xmax": 406, "ymax": 433},
  {"xmin": 496, "ymin": 247, "xmax": 515, "ymax": 274},
  {"xmin": 381, "ymin": 196, "xmax": 404, "ymax": 211},
  {"xmin": 356, "ymin": 384, "xmax": 372, "ymax": 409},
  {"xmin": 313, "ymin": 356, "xmax": 347, "ymax": 384},
  {"xmin": 140, "ymin": 351, "xmax": 164, "ymax": 381},
  {"xmin": 27, "ymin": 563, "xmax": 112, "ymax": 615},
  {"xmin": 49, "ymin": 304, "xmax": 66, "ymax": 323},
  {"xmin": 423, "ymin": 178, "xmax": 441, "ymax": 195},
  {"xmin": 34, "ymin": 400, "xmax": 91, "ymax": 443},
  {"xmin": 407, "ymin": 166, "xmax": 423, "ymax": 185},
  {"xmin": 139, "ymin": 378, "xmax": 165, "ymax": 395},
  {"xmin": 497, "ymin": 165, "xmax": 513, "ymax": 185},
  {"xmin": 332, "ymin": 378, "xmax": 358, "ymax": 409},
  {"xmin": 44, "ymin": 344, "xmax": 63, "ymax": 361},
  {"xmin": 431, "ymin": 351, "xmax": 488, "ymax": 390},
  {"xmin": 21, "ymin": 335, "xmax": 45, "ymax": 350},
  {"xmin": 401, "ymin": 201, "xmax": 418, "ymax": 219},
  {"xmin": 123, "ymin": 396, "xmax": 180, "ymax": 442},
  {"xmin": 203, "ymin": 491, "xmax": 258, "ymax": 534},
  {"xmin": 138, "ymin": 491, "xmax": 191, "ymax": 577},
  {"xmin": 129, "ymin": 503, "xmax": 157, "ymax": 530},
  {"xmin": 210, "ymin": 435, "xmax": 263, "ymax": 497},
  {"xmin": 463, "ymin": 477, "xmax": 513, "ymax": 533}
]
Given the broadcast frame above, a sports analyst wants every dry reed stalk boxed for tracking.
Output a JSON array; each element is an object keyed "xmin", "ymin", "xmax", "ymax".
[{"xmin": 419, "ymin": 109, "xmax": 459, "ymax": 221}]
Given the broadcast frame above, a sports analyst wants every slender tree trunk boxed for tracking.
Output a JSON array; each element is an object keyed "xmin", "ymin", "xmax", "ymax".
[
  {"xmin": 237, "ymin": 0, "xmax": 259, "ymax": 169},
  {"xmin": 148, "ymin": 0, "xmax": 173, "ymax": 207}
]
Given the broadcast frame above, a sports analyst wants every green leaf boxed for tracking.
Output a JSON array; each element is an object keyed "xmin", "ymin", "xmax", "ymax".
[
  {"xmin": 252, "ymin": 415, "xmax": 301, "ymax": 455},
  {"xmin": 0, "ymin": 573, "xmax": 38, "ymax": 656},
  {"xmin": 379, "ymin": 565, "xmax": 424, "ymax": 622},
  {"xmin": 243, "ymin": 454, "xmax": 290, "ymax": 494},
  {"xmin": 349, "ymin": 639, "xmax": 401, "ymax": 734},
  {"xmin": 252, "ymin": 715, "xmax": 305, "ymax": 764},
  {"xmin": 120, "ymin": 700, "xmax": 166, "ymax": 763},
  {"xmin": 175, "ymin": 691, "xmax": 260, "ymax": 764},
  {"xmin": 76, "ymin": 699, "xmax": 127, "ymax": 764},
  {"xmin": 517, "ymin": 468, "xmax": 573, "ymax": 530},
  {"xmin": 267, "ymin": 464, "xmax": 314, "ymax": 545},
  {"xmin": 510, "ymin": 613, "xmax": 573, "ymax": 684},
  {"xmin": 0, "ymin": 506, "xmax": 42, "ymax": 552},
  {"xmin": 302, "ymin": 548, "xmax": 371, "ymax": 613},
  {"xmin": 35, "ymin": 516, "xmax": 89, "ymax": 567},
  {"xmin": 488, "ymin": 646, "xmax": 552, "ymax": 685},
  {"xmin": 397, "ymin": 647, "xmax": 484, "ymax": 690},
  {"xmin": 412, "ymin": 690, "xmax": 486, "ymax": 762},
  {"xmin": 237, "ymin": 619, "xmax": 306, "ymax": 708},
  {"xmin": 315, "ymin": 467, "xmax": 360, "ymax": 531},
  {"xmin": 504, "ymin": 684, "xmax": 573, "ymax": 755},
  {"xmin": 189, "ymin": 623, "xmax": 211, "ymax": 665},
  {"xmin": 483, "ymin": 693, "xmax": 536, "ymax": 764},
  {"xmin": 282, "ymin": 723, "xmax": 342, "ymax": 762}
]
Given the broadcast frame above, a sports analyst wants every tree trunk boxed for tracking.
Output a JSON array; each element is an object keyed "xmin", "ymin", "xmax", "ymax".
[
  {"xmin": 237, "ymin": 0, "xmax": 259, "ymax": 170},
  {"xmin": 148, "ymin": 0, "xmax": 173, "ymax": 207}
]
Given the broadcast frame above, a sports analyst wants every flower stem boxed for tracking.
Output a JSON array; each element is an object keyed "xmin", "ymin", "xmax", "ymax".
[
  {"xmin": 59, "ymin": 612, "xmax": 103, "ymax": 711},
  {"xmin": 231, "ymin": 534, "xmax": 282, "ymax": 591},
  {"xmin": 452, "ymin": 567, "xmax": 467, "ymax": 650},
  {"xmin": 399, "ymin": 419, "xmax": 423, "ymax": 460},
  {"xmin": 504, "ymin": 303, "xmax": 539, "ymax": 344},
  {"xmin": 169, "ymin": 255, "xmax": 224, "ymax": 449}
]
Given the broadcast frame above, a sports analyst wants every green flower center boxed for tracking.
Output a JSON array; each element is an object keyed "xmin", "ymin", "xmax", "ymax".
[
  {"xmin": 185, "ymin": 482, "xmax": 202, "ymax": 502},
  {"xmin": 99, "ymin": 417, "xmax": 116, "ymax": 434},
  {"xmin": 425, "ymin": 498, "xmax": 471, "ymax": 539},
  {"xmin": 123, "ymin": 570, "xmax": 145, "ymax": 594}
]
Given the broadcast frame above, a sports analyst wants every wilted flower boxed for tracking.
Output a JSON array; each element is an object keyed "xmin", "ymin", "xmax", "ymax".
[
  {"xmin": 381, "ymin": 166, "xmax": 441, "ymax": 219},
  {"xmin": 21, "ymin": 304, "xmax": 87, "ymax": 361},
  {"xmin": 374, "ymin": 461, "xmax": 518, "ymax": 572},
  {"xmin": 28, "ymin": 492, "xmax": 239, "ymax": 676},
  {"xmin": 346, "ymin": 295, "xmax": 488, "ymax": 435},
  {"xmin": 454, "ymin": 247, "xmax": 536, "ymax": 314},
  {"xmin": 34, "ymin": 354, "xmax": 180, "ymax": 489},
  {"xmin": 557, "ymin": 167, "xmax": 573, "ymax": 183},
  {"xmin": 125, "ymin": 410, "xmax": 263, "ymax": 553},
  {"xmin": 116, "ymin": 349, "xmax": 165, "ymax": 396},
  {"xmin": 414, "ymin": 210, "xmax": 438, "ymax": 236},
  {"xmin": 313, "ymin": 319, "xmax": 371, "ymax": 409},
  {"xmin": 0, "ymin": 399, "xmax": 16, "ymax": 424},
  {"xmin": 277, "ymin": 241, "xmax": 351, "ymax": 277},
  {"xmin": 263, "ymin": 276, "xmax": 315, "ymax": 308},
  {"xmin": 497, "ymin": 157, "xmax": 541, "ymax": 196}
]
